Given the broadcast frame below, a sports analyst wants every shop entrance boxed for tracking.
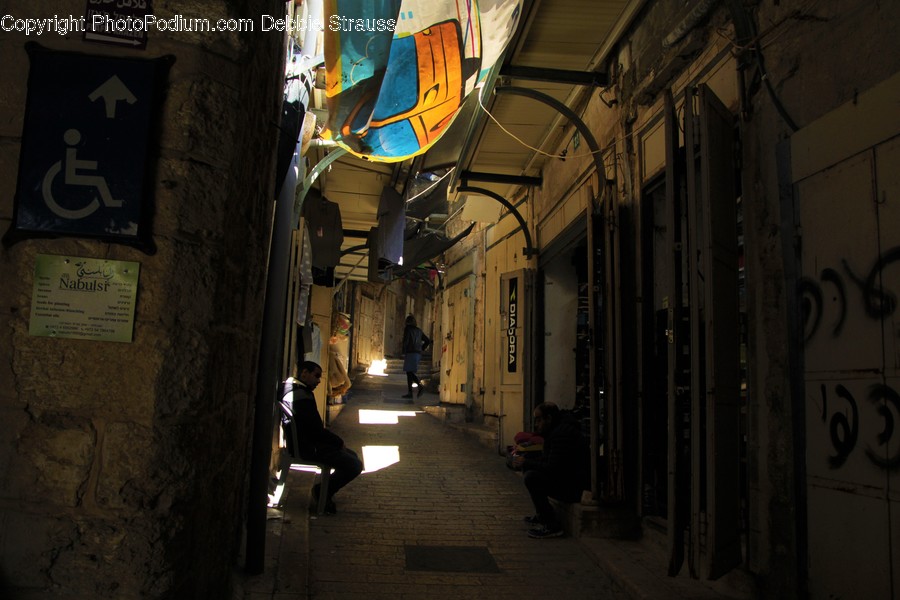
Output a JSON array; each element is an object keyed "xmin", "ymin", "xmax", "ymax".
[
  {"xmin": 537, "ymin": 234, "xmax": 590, "ymax": 417},
  {"xmin": 638, "ymin": 86, "xmax": 746, "ymax": 579}
]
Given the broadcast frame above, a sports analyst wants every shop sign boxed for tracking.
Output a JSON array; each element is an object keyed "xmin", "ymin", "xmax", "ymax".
[
  {"xmin": 83, "ymin": 0, "xmax": 151, "ymax": 49},
  {"xmin": 507, "ymin": 276, "xmax": 518, "ymax": 373},
  {"xmin": 29, "ymin": 254, "xmax": 140, "ymax": 343}
]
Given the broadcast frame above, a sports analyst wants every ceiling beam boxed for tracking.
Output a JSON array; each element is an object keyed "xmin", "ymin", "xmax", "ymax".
[
  {"xmin": 500, "ymin": 65, "xmax": 608, "ymax": 87},
  {"xmin": 459, "ymin": 171, "xmax": 542, "ymax": 187}
]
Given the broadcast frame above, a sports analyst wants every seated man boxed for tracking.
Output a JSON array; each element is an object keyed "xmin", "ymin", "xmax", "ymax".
[
  {"xmin": 513, "ymin": 402, "xmax": 590, "ymax": 538},
  {"xmin": 282, "ymin": 361, "xmax": 363, "ymax": 514}
]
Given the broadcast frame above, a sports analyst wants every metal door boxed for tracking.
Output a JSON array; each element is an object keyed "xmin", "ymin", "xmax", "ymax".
[
  {"xmin": 665, "ymin": 84, "xmax": 743, "ymax": 579},
  {"xmin": 794, "ymin": 128, "xmax": 900, "ymax": 599},
  {"xmin": 685, "ymin": 84, "xmax": 742, "ymax": 578},
  {"xmin": 664, "ymin": 90, "xmax": 692, "ymax": 575},
  {"xmin": 442, "ymin": 275, "xmax": 476, "ymax": 406}
]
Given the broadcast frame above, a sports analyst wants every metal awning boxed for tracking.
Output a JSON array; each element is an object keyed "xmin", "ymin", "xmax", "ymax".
[{"xmin": 305, "ymin": 0, "xmax": 646, "ymax": 282}]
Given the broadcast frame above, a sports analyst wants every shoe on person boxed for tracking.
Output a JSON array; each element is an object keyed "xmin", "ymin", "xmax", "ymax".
[
  {"xmin": 527, "ymin": 525, "xmax": 563, "ymax": 539},
  {"xmin": 417, "ymin": 386, "xmax": 425, "ymax": 398},
  {"xmin": 324, "ymin": 499, "xmax": 337, "ymax": 515},
  {"xmin": 310, "ymin": 486, "xmax": 337, "ymax": 514},
  {"xmin": 523, "ymin": 514, "xmax": 542, "ymax": 525},
  {"xmin": 401, "ymin": 393, "xmax": 413, "ymax": 399}
]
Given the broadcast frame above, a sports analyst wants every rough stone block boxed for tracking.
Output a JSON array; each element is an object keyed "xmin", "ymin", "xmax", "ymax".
[
  {"xmin": 149, "ymin": 2, "xmax": 252, "ymax": 61},
  {"xmin": 13, "ymin": 324, "xmax": 161, "ymax": 422},
  {"xmin": 0, "ymin": 406, "xmax": 29, "ymax": 492},
  {"xmin": 135, "ymin": 236, "xmax": 218, "ymax": 328},
  {"xmin": 13, "ymin": 415, "xmax": 95, "ymax": 507},
  {"xmin": 47, "ymin": 514, "xmax": 168, "ymax": 598},
  {"xmin": 0, "ymin": 314, "xmax": 20, "ymax": 406},
  {"xmin": 0, "ymin": 35, "xmax": 29, "ymax": 139},
  {"xmin": 152, "ymin": 157, "xmax": 228, "ymax": 241},
  {"xmin": 161, "ymin": 73, "xmax": 241, "ymax": 169},
  {"xmin": 0, "ymin": 142, "xmax": 20, "ymax": 220},
  {"xmin": 0, "ymin": 513, "xmax": 71, "ymax": 590},
  {"xmin": 95, "ymin": 421, "xmax": 154, "ymax": 510}
]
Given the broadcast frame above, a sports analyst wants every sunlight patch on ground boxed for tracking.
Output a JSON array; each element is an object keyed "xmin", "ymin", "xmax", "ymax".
[
  {"xmin": 362, "ymin": 445, "xmax": 399, "ymax": 473},
  {"xmin": 367, "ymin": 359, "xmax": 388, "ymax": 376},
  {"xmin": 268, "ymin": 464, "xmax": 333, "ymax": 507},
  {"xmin": 290, "ymin": 464, "xmax": 328, "ymax": 474},
  {"xmin": 268, "ymin": 481, "xmax": 285, "ymax": 507},
  {"xmin": 358, "ymin": 409, "xmax": 419, "ymax": 424}
]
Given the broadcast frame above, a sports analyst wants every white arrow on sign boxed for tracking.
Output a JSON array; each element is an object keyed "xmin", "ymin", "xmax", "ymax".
[
  {"xmin": 84, "ymin": 31, "xmax": 144, "ymax": 47},
  {"xmin": 88, "ymin": 75, "xmax": 137, "ymax": 119}
]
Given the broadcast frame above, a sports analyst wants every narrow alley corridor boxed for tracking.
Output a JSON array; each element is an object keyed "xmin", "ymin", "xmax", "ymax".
[
  {"xmin": 239, "ymin": 370, "xmax": 748, "ymax": 600},
  {"xmin": 2, "ymin": 3, "xmax": 898, "ymax": 597},
  {"xmin": 308, "ymin": 377, "xmax": 625, "ymax": 600}
]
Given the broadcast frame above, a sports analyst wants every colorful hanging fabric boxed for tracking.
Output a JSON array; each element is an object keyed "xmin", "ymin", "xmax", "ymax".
[{"xmin": 322, "ymin": 0, "xmax": 522, "ymax": 162}]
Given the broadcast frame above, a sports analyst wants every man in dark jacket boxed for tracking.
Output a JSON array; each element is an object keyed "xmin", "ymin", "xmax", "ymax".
[
  {"xmin": 514, "ymin": 402, "xmax": 590, "ymax": 538},
  {"xmin": 281, "ymin": 361, "xmax": 362, "ymax": 514},
  {"xmin": 401, "ymin": 315, "xmax": 430, "ymax": 399}
]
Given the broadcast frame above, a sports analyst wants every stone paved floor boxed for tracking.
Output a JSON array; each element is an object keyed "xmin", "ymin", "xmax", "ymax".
[
  {"xmin": 240, "ymin": 371, "xmax": 753, "ymax": 600},
  {"xmin": 304, "ymin": 373, "xmax": 627, "ymax": 600}
]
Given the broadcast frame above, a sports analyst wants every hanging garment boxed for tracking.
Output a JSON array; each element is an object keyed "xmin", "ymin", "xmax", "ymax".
[
  {"xmin": 302, "ymin": 192, "xmax": 344, "ymax": 268},
  {"xmin": 303, "ymin": 320, "xmax": 323, "ymax": 364},
  {"xmin": 376, "ymin": 186, "xmax": 405, "ymax": 265},
  {"xmin": 296, "ymin": 221, "xmax": 314, "ymax": 323}
]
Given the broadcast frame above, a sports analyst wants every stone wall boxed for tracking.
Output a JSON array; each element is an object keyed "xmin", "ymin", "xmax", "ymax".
[
  {"xmin": 0, "ymin": 0, "xmax": 285, "ymax": 597},
  {"xmin": 738, "ymin": 1, "xmax": 900, "ymax": 596}
]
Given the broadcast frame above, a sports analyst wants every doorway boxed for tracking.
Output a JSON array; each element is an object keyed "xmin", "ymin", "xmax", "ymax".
[
  {"xmin": 538, "ymin": 240, "xmax": 590, "ymax": 415},
  {"xmin": 640, "ymin": 177, "xmax": 669, "ymax": 523}
]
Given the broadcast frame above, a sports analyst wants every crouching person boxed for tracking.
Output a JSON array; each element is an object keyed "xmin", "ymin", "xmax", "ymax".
[{"xmin": 513, "ymin": 402, "xmax": 590, "ymax": 539}]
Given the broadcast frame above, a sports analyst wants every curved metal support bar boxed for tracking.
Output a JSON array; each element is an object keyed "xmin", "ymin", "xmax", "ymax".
[
  {"xmin": 494, "ymin": 86, "xmax": 606, "ymax": 194},
  {"xmin": 341, "ymin": 243, "xmax": 368, "ymax": 256},
  {"xmin": 494, "ymin": 85, "xmax": 612, "ymax": 505},
  {"xmin": 458, "ymin": 185, "xmax": 536, "ymax": 258},
  {"xmin": 295, "ymin": 147, "xmax": 349, "ymax": 225}
]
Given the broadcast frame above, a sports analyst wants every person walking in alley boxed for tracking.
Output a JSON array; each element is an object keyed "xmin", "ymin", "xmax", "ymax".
[
  {"xmin": 281, "ymin": 361, "xmax": 363, "ymax": 514},
  {"xmin": 513, "ymin": 402, "xmax": 590, "ymax": 539},
  {"xmin": 401, "ymin": 315, "xmax": 430, "ymax": 399}
]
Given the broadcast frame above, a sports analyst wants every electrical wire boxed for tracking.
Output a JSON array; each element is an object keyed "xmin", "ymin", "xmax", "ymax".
[
  {"xmin": 719, "ymin": 0, "xmax": 830, "ymax": 132},
  {"xmin": 473, "ymin": 82, "xmax": 622, "ymax": 170},
  {"xmin": 471, "ymin": 0, "xmax": 821, "ymax": 173},
  {"xmin": 474, "ymin": 82, "xmax": 570, "ymax": 158},
  {"xmin": 404, "ymin": 167, "xmax": 456, "ymax": 203},
  {"xmin": 716, "ymin": 0, "xmax": 823, "ymax": 54}
]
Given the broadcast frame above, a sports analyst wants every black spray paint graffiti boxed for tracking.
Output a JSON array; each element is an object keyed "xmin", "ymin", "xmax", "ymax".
[
  {"xmin": 799, "ymin": 268, "xmax": 846, "ymax": 342},
  {"xmin": 800, "ymin": 246, "xmax": 900, "ymax": 343},
  {"xmin": 800, "ymin": 246, "xmax": 900, "ymax": 471},
  {"xmin": 819, "ymin": 383, "xmax": 900, "ymax": 470}
]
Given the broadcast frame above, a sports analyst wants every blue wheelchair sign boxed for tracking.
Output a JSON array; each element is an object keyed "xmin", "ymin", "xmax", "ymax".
[{"xmin": 5, "ymin": 44, "xmax": 173, "ymax": 253}]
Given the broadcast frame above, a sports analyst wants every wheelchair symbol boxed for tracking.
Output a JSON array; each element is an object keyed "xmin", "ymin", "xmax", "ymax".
[{"xmin": 42, "ymin": 129, "xmax": 123, "ymax": 219}]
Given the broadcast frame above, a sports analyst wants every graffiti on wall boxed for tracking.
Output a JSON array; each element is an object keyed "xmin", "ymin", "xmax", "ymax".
[
  {"xmin": 816, "ymin": 382, "xmax": 900, "ymax": 470},
  {"xmin": 800, "ymin": 246, "xmax": 900, "ymax": 342},
  {"xmin": 800, "ymin": 246, "xmax": 900, "ymax": 471}
]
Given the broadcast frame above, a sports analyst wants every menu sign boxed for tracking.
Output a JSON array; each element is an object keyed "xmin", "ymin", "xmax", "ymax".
[{"xmin": 29, "ymin": 254, "xmax": 140, "ymax": 342}]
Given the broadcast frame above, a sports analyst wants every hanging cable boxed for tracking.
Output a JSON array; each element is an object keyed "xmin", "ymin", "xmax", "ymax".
[
  {"xmin": 473, "ymin": 82, "xmax": 621, "ymax": 171},
  {"xmin": 721, "ymin": 0, "xmax": 828, "ymax": 132}
]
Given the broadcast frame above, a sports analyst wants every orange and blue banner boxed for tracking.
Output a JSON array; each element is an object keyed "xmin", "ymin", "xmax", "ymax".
[{"xmin": 322, "ymin": 0, "xmax": 522, "ymax": 162}]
